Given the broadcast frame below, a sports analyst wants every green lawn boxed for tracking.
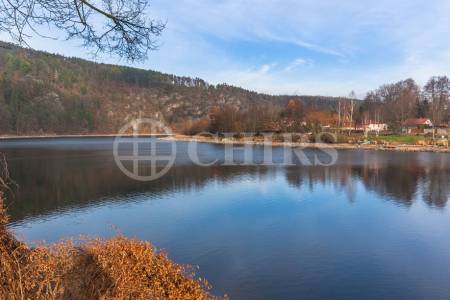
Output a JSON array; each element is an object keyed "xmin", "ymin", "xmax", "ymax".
[
  {"xmin": 337, "ymin": 134, "xmax": 428, "ymax": 145},
  {"xmin": 370, "ymin": 135, "xmax": 432, "ymax": 145}
]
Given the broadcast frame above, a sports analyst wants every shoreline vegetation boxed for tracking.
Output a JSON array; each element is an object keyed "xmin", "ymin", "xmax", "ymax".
[
  {"xmin": 0, "ymin": 133, "xmax": 449, "ymax": 153},
  {"xmin": 166, "ymin": 134, "xmax": 450, "ymax": 153},
  {"xmin": 0, "ymin": 192, "xmax": 223, "ymax": 299}
]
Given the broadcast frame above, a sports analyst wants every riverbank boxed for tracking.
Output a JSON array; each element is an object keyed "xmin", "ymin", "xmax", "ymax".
[
  {"xmin": 167, "ymin": 134, "xmax": 450, "ymax": 153},
  {"xmin": 1, "ymin": 133, "xmax": 449, "ymax": 153},
  {"xmin": 0, "ymin": 192, "xmax": 221, "ymax": 299}
]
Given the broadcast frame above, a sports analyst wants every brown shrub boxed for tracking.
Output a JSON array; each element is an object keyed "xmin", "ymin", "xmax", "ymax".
[{"xmin": 0, "ymin": 194, "xmax": 223, "ymax": 300}]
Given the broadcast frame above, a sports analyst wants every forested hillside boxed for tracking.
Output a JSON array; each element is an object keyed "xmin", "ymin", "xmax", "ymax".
[{"xmin": 0, "ymin": 41, "xmax": 353, "ymax": 135}]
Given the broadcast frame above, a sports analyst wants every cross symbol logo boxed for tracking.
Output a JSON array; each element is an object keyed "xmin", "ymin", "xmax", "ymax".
[{"xmin": 113, "ymin": 118, "xmax": 176, "ymax": 181}]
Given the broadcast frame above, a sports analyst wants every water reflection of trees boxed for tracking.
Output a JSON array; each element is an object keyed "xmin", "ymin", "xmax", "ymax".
[
  {"xmin": 3, "ymin": 147, "xmax": 450, "ymax": 223},
  {"xmin": 4, "ymin": 148, "xmax": 274, "ymax": 222},
  {"xmin": 422, "ymin": 165, "xmax": 450, "ymax": 208},
  {"xmin": 285, "ymin": 152, "xmax": 450, "ymax": 208}
]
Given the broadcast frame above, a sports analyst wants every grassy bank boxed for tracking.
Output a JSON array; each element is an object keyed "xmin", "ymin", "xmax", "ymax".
[
  {"xmin": 0, "ymin": 192, "xmax": 222, "ymax": 299},
  {"xmin": 368, "ymin": 134, "xmax": 433, "ymax": 145},
  {"xmin": 169, "ymin": 134, "xmax": 450, "ymax": 153}
]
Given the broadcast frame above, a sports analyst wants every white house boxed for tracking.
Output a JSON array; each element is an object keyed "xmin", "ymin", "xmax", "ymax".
[{"xmin": 364, "ymin": 123, "xmax": 388, "ymax": 132}]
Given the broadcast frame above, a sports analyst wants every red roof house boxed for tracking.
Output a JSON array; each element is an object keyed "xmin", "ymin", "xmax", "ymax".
[
  {"xmin": 403, "ymin": 118, "xmax": 433, "ymax": 134},
  {"xmin": 403, "ymin": 118, "xmax": 433, "ymax": 127}
]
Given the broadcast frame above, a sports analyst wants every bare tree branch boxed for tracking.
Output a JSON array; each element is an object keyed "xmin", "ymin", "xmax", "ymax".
[
  {"xmin": 0, "ymin": 154, "xmax": 16, "ymax": 195},
  {"xmin": 0, "ymin": 0, "xmax": 165, "ymax": 61}
]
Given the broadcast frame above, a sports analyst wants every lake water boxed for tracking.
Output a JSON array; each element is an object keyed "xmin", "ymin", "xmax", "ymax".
[{"xmin": 1, "ymin": 138, "xmax": 450, "ymax": 299}]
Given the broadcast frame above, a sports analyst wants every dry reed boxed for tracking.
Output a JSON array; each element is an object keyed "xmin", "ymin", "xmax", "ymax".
[{"xmin": 0, "ymin": 192, "xmax": 224, "ymax": 300}]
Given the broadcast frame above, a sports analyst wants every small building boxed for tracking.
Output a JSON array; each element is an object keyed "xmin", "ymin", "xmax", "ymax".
[
  {"xmin": 363, "ymin": 123, "xmax": 388, "ymax": 132},
  {"xmin": 403, "ymin": 118, "xmax": 433, "ymax": 134}
]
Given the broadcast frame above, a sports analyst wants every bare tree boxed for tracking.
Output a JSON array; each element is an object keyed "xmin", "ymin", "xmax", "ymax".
[
  {"xmin": 348, "ymin": 90, "xmax": 356, "ymax": 127},
  {"xmin": 396, "ymin": 79, "xmax": 420, "ymax": 125},
  {"xmin": 424, "ymin": 76, "xmax": 450, "ymax": 125},
  {"xmin": 364, "ymin": 79, "xmax": 419, "ymax": 131},
  {"xmin": 363, "ymin": 92, "xmax": 383, "ymax": 124},
  {"xmin": 424, "ymin": 76, "xmax": 450, "ymax": 139},
  {"xmin": 0, "ymin": 0, "xmax": 165, "ymax": 61}
]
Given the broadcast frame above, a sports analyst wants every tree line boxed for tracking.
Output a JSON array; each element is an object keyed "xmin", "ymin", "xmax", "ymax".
[
  {"xmin": 0, "ymin": 42, "xmax": 352, "ymax": 136},
  {"xmin": 359, "ymin": 77, "xmax": 450, "ymax": 131},
  {"xmin": 2, "ymin": 42, "xmax": 448, "ymax": 136},
  {"xmin": 181, "ymin": 77, "xmax": 450, "ymax": 135}
]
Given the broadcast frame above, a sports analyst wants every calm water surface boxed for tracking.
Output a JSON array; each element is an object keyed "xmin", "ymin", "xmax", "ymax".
[{"xmin": 1, "ymin": 138, "xmax": 450, "ymax": 299}]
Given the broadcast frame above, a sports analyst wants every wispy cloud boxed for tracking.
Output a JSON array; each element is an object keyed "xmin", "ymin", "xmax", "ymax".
[
  {"xmin": 262, "ymin": 34, "xmax": 345, "ymax": 58},
  {"xmin": 284, "ymin": 58, "xmax": 312, "ymax": 72},
  {"xmin": 147, "ymin": 0, "xmax": 450, "ymax": 95},
  {"xmin": 291, "ymin": 40, "xmax": 344, "ymax": 57}
]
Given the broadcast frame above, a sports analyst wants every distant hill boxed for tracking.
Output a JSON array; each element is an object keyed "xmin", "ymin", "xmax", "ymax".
[{"xmin": 0, "ymin": 41, "xmax": 355, "ymax": 135}]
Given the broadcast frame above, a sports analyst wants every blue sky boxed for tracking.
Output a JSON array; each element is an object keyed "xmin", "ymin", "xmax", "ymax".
[{"xmin": 2, "ymin": 0, "xmax": 450, "ymax": 96}]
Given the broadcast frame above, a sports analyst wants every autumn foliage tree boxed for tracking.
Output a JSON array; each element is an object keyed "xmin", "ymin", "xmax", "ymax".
[{"xmin": 284, "ymin": 99, "xmax": 304, "ymax": 119}]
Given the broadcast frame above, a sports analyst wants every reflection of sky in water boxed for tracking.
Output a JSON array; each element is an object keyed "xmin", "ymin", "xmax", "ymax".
[{"xmin": 1, "ymin": 138, "xmax": 450, "ymax": 300}]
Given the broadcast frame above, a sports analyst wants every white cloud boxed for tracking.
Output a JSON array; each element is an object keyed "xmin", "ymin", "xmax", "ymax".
[
  {"xmin": 146, "ymin": 0, "xmax": 450, "ymax": 95},
  {"xmin": 284, "ymin": 58, "xmax": 311, "ymax": 72}
]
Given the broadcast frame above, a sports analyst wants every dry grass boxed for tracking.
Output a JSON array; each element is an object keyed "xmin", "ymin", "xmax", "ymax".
[{"xmin": 0, "ymin": 193, "xmax": 224, "ymax": 300}]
